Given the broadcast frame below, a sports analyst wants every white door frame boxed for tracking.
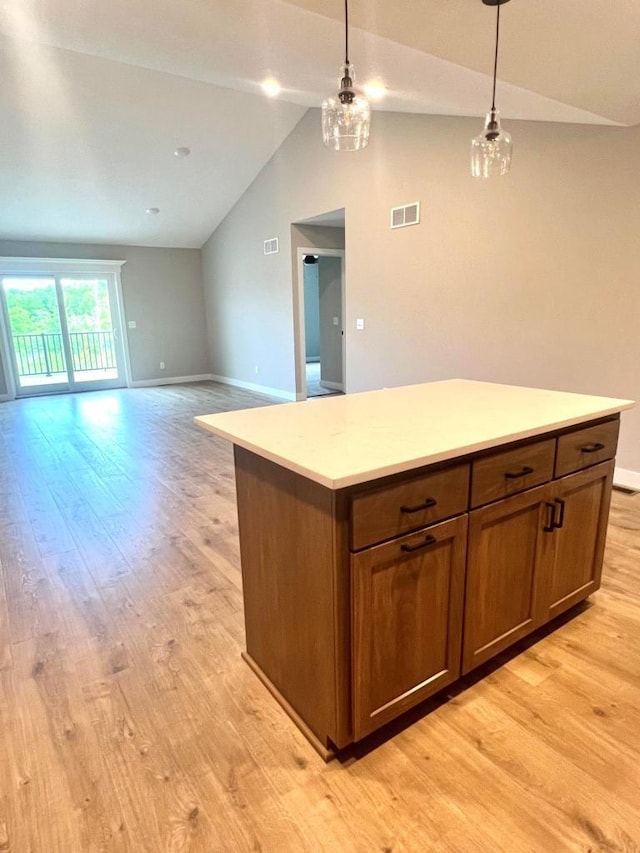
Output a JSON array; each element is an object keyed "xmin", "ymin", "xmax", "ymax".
[
  {"xmin": 0, "ymin": 257, "xmax": 131, "ymax": 399},
  {"xmin": 296, "ymin": 248, "xmax": 346, "ymax": 401}
]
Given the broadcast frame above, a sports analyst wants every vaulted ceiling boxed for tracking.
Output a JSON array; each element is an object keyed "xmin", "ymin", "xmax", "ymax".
[{"xmin": 0, "ymin": 0, "xmax": 636, "ymax": 248}]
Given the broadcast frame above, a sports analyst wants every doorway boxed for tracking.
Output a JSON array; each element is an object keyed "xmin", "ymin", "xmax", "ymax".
[
  {"xmin": 297, "ymin": 249, "xmax": 345, "ymax": 399},
  {"xmin": 0, "ymin": 262, "xmax": 128, "ymax": 397}
]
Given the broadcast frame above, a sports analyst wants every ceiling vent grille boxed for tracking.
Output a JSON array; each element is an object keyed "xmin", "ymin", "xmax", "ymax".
[
  {"xmin": 390, "ymin": 202, "xmax": 420, "ymax": 229},
  {"xmin": 264, "ymin": 237, "xmax": 279, "ymax": 255}
]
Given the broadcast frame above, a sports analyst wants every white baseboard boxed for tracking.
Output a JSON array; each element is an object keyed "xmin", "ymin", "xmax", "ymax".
[
  {"xmin": 209, "ymin": 373, "xmax": 296, "ymax": 401},
  {"xmin": 129, "ymin": 373, "xmax": 213, "ymax": 388},
  {"xmin": 614, "ymin": 467, "xmax": 640, "ymax": 492},
  {"xmin": 320, "ymin": 380, "xmax": 343, "ymax": 391},
  {"xmin": 0, "ymin": 393, "xmax": 12, "ymax": 402}
]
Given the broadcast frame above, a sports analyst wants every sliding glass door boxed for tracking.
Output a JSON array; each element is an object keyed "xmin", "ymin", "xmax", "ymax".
[
  {"xmin": 1, "ymin": 273, "xmax": 126, "ymax": 396},
  {"xmin": 2, "ymin": 276, "xmax": 69, "ymax": 395},
  {"xmin": 59, "ymin": 276, "xmax": 123, "ymax": 389}
]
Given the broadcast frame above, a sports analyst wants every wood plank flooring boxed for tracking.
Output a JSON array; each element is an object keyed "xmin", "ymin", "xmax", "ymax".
[{"xmin": 0, "ymin": 382, "xmax": 639, "ymax": 852}]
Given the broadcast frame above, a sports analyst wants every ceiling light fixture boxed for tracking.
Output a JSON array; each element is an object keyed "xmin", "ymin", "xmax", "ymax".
[
  {"xmin": 363, "ymin": 81, "xmax": 387, "ymax": 101},
  {"xmin": 471, "ymin": 0, "xmax": 513, "ymax": 179},
  {"xmin": 174, "ymin": 147, "xmax": 191, "ymax": 158},
  {"xmin": 146, "ymin": 207, "xmax": 160, "ymax": 215},
  {"xmin": 321, "ymin": 0, "xmax": 370, "ymax": 152},
  {"xmin": 261, "ymin": 78, "xmax": 282, "ymax": 98}
]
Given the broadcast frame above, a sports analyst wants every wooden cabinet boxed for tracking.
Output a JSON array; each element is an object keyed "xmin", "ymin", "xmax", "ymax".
[
  {"xmin": 232, "ymin": 415, "xmax": 621, "ymax": 758},
  {"xmin": 555, "ymin": 419, "xmax": 619, "ymax": 478},
  {"xmin": 463, "ymin": 459, "xmax": 615, "ymax": 674},
  {"xmin": 471, "ymin": 438, "xmax": 555, "ymax": 508},
  {"xmin": 462, "ymin": 484, "xmax": 551, "ymax": 673},
  {"xmin": 539, "ymin": 461, "xmax": 614, "ymax": 621},
  {"xmin": 352, "ymin": 515, "xmax": 467, "ymax": 740},
  {"xmin": 351, "ymin": 463, "xmax": 469, "ymax": 550}
]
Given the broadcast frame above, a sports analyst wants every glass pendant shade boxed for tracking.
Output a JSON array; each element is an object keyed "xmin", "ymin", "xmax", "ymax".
[
  {"xmin": 471, "ymin": 109, "xmax": 512, "ymax": 178},
  {"xmin": 322, "ymin": 64, "xmax": 371, "ymax": 152}
]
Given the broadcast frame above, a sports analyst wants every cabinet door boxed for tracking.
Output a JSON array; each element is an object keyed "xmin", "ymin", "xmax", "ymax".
[
  {"xmin": 540, "ymin": 460, "xmax": 614, "ymax": 621},
  {"xmin": 352, "ymin": 515, "xmax": 467, "ymax": 741},
  {"xmin": 462, "ymin": 483, "xmax": 552, "ymax": 674}
]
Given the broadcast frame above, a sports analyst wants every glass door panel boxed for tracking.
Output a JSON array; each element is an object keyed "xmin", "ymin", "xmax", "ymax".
[
  {"xmin": 1, "ymin": 276, "xmax": 70, "ymax": 395},
  {"xmin": 59, "ymin": 277, "xmax": 121, "ymax": 387}
]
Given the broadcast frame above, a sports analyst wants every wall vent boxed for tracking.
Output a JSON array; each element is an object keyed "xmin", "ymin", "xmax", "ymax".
[
  {"xmin": 390, "ymin": 202, "xmax": 420, "ymax": 229},
  {"xmin": 264, "ymin": 237, "xmax": 279, "ymax": 255}
]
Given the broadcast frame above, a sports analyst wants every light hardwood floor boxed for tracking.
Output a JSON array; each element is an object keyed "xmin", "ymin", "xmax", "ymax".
[{"xmin": 0, "ymin": 382, "xmax": 639, "ymax": 852}]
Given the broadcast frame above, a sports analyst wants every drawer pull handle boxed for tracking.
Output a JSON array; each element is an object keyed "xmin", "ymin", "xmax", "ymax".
[
  {"xmin": 401, "ymin": 535, "xmax": 437, "ymax": 553},
  {"xmin": 504, "ymin": 465, "xmax": 534, "ymax": 480},
  {"xmin": 543, "ymin": 502, "xmax": 556, "ymax": 533},
  {"xmin": 581, "ymin": 442, "xmax": 605, "ymax": 454},
  {"xmin": 553, "ymin": 497, "xmax": 566, "ymax": 530},
  {"xmin": 400, "ymin": 498, "xmax": 437, "ymax": 514}
]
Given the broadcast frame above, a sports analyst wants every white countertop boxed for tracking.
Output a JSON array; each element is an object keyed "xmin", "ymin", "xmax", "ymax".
[{"xmin": 195, "ymin": 380, "xmax": 635, "ymax": 489}]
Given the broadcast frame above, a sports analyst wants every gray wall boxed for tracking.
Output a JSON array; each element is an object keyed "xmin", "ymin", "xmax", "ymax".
[
  {"xmin": 0, "ymin": 240, "xmax": 208, "ymax": 384},
  {"xmin": 203, "ymin": 109, "xmax": 640, "ymax": 474},
  {"xmin": 303, "ymin": 263, "xmax": 320, "ymax": 361},
  {"xmin": 318, "ymin": 256, "xmax": 343, "ymax": 386}
]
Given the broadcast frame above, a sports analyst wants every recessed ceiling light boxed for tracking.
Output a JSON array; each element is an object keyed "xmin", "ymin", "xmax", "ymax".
[
  {"xmin": 261, "ymin": 78, "xmax": 281, "ymax": 98},
  {"xmin": 363, "ymin": 81, "xmax": 387, "ymax": 101},
  {"xmin": 146, "ymin": 207, "xmax": 160, "ymax": 215},
  {"xmin": 174, "ymin": 147, "xmax": 191, "ymax": 158}
]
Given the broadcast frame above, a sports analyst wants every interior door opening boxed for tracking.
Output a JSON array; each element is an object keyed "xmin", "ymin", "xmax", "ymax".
[{"xmin": 297, "ymin": 248, "xmax": 346, "ymax": 400}]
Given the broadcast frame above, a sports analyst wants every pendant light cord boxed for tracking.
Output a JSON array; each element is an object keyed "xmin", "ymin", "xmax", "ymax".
[
  {"xmin": 344, "ymin": 0, "xmax": 350, "ymax": 65},
  {"xmin": 491, "ymin": 3, "xmax": 500, "ymax": 112}
]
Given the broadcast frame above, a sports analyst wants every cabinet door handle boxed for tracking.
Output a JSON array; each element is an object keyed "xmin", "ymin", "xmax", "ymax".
[
  {"xmin": 400, "ymin": 498, "xmax": 437, "ymax": 514},
  {"xmin": 581, "ymin": 442, "xmax": 605, "ymax": 454},
  {"xmin": 543, "ymin": 501, "xmax": 556, "ymax": 533},
  {"xmin": 401, "ymin": 535, "xmax": 437, "ymax": 553},
  {"xmin": 553, "ymin": 497, "xmax": 566, "ymax": 529},
  {"xmin": 504, "ymin": 465, "xmax": 534, "ymax": 480}
]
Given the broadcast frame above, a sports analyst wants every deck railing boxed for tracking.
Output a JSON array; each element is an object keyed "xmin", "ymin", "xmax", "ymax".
[{"xmin": 12, "ymin": 331, "xmax": 116, "ymax": 377}]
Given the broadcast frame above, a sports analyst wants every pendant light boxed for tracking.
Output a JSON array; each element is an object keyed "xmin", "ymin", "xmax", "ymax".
[
  {"xmin": 322, "ymin": 0, "xmax": 371, "ymax": 152},
  {"xmin": 471, "ymin": 0, "xmax": 512, "ymax": 178}
]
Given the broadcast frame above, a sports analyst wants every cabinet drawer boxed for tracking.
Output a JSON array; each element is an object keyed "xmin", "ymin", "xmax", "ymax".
[
  {"xmin": 471, "ymin": 438, "xmax": 555, "ymax": 508},
  {"xmin": 351, "ymin": 464, "xmax": 469, "ymax": 551},
  {"xmin": 555, "ymin": 419, "xmax": 619, "ymax": 478}
]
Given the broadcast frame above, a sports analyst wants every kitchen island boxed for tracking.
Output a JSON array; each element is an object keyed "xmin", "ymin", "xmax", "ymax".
[{"xmin": 195, "ymin": 380, "xmax": 634, "ymax": 759}]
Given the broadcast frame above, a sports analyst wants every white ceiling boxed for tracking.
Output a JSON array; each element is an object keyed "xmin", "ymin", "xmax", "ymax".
[{"xmin": 0, "ymin": 0, "xmax": 636, "ymax": 248}]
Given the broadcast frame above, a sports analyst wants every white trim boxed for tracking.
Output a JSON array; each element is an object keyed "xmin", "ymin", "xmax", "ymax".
[
  {"xmin": 210, "ymin": 373, "xmax": 295, "ymax": 401},
  {"xmin": 0, "ymin": 257, "xmax": 126, "ymax": 274},
  {"xmin": 0, "ymin": 393, "xmax": 11, "ymax": 402},
  {"xmin": 130, "ymin": 374, "xmax": 213, "ymax": 388},
  {"xmin": 113, "ymin": 267, "xmax": 133, "ymax": 388},
  {"xmin": 320, "ymin": 379, "xmax": 343, "ymax": 391},
  {"xmin": 614, "ymin": 467, "xmax": 640, "ymax": 492},
  {"xmin": 0, "ymin": 285, "xmax": 17, "ymax": 400},
  {"xmin": 296, "ymin": 247, "xmax": 346, "ymax": 401}
]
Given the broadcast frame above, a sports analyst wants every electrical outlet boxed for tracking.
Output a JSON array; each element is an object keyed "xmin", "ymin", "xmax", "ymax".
[
  {"xmin": 356, "ymin": 318, "xmax": 365, "ymax": 330},
  {"xmin": 127, "ymin": 320, "xmax": 137, "ymax": 329},
  {"xmin": 159, "ymin": 361, "xmax": 165, "ymax": 370}
]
